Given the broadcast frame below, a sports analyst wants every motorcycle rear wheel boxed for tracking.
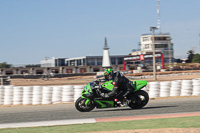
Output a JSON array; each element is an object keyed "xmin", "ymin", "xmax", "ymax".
[
  {"xmin": 128, "ymin": 90, "xmax": 149, "ymax": 109},
  {"xmin": 75, "ymin": 97, "xmax": 96, "ymax": 112}
]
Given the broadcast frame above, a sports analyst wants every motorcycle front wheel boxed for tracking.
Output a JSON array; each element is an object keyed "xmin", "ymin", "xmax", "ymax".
[
  {"xmin": 128, "ymin": 90, "xmax": 149, "ymax": 109},
  {"xmin": 75, "ymin": 97, "xmax": 96, "ymax": 112}
]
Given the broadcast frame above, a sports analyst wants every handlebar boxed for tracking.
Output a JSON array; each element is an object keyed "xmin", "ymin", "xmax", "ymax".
[
  {"xmin": 93, "ymin": 79, "xmax": 105, "ymax": 90},
  {"xmin": 96, "ymin": 79, "xmax": 105, "ymax": 83}
]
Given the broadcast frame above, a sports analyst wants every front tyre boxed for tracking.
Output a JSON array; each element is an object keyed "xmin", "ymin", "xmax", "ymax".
[
  {"xmin": 128, "ymin": 90, "xmax": 149, "ymax": 109},
  {"xmin": 75, "ymin": 97, "xmax": 95, "ymax": 112}
]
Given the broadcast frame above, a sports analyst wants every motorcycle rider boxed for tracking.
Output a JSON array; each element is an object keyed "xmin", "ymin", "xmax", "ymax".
[{"xmin": 97, "ymin": 68, "xmax": 136, "ymax": 105}]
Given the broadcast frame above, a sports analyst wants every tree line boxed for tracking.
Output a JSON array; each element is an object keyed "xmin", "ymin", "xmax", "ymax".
[
  {"xmin": 0, "ymin": 62, "xmax": 12, "ymax": 68},
  {"xmin": 187, "ymin": 50, "xmax": 200, "ymax": 63},
  {"xmin": 0, "ymin": 62, "xmax": 40, "ymax": 68}
]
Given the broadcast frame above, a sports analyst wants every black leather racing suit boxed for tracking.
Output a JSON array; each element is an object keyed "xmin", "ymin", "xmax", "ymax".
[{"xmin": 98, "ymin": 71, "xmax": 135, "ymax": 99}]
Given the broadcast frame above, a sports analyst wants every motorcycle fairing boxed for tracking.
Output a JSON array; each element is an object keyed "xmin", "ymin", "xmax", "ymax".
[{"xmin": 133, "ymin": 80, "xmax": 147, "ymax": 92}]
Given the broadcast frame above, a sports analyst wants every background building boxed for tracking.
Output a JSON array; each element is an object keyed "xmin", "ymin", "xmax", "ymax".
[
  {"xmin": 0, "ymin": 33, "xmax": 174, "ymax": 76},
  {"xmin": 40, "ymin": 57, "xmax": 66, "ymax": 67},
  {"xmin": 131, "ymin": 33, "xmax": 173, "ymax": 64},
  {"xmin": 39, "ymin": 55, "xmax": 125, "ymax": 74}
]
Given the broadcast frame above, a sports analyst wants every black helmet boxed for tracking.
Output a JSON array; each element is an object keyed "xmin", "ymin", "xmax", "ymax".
[{"xmin": 104, "ymin": 68, "xmax": 114, "ymax": 80}]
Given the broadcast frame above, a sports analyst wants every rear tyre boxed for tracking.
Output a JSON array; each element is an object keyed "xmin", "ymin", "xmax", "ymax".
[
  {"xmin": 75, "ymin": 97, "xmax": 95, "ymax": 112},
  {"xmin": 128, "ymin": 90, "xmax": 149, "ymax": 109}
]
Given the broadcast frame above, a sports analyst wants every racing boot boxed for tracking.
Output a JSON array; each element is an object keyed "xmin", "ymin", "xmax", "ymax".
[
  {"xmin": 120, "ymin": 98, "xmax": 128, "ymax": 107},
  {"xmin": 121, "ymin": 97, "xmax": 132, "ymax": 107},
  {"xmin": 114, "ymin": 99, "xmax": 121, "ymax": 106}
]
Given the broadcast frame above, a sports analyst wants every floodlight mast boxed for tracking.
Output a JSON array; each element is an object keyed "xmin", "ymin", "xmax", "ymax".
[{"xmin": 157, "ymin": 0, "xmax": 161, "ymax": 34}]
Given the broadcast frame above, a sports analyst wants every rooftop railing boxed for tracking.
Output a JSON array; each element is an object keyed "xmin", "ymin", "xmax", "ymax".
[{"xmin": 141, "ymin": 33, "xmax": 170, "ymax": 36}]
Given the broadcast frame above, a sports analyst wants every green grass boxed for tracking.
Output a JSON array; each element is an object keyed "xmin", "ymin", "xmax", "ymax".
[{"xmin": 1, "ymin": 116, "xmax": 200, "ymax": 133}]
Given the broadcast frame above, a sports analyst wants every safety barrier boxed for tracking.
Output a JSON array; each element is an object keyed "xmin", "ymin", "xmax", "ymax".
[
  {"xmin": 148, "ymin": 82, "xmax": 160, "ymax": 98},
  {"xmin": 32, "ymin": 86, "xmax": 42, "ymax": 105},
  {"xmin": 62, "ymin": 85, "xmax": 74, "ymax": 103},
  {"xmin": 74, "ymin": 85, "xmax": 85, "ymax": 102},
  {"xmin": 42, "ymin": 86, "xmax": 52, "ymax": 104},
  {"xmin": 160, "ymin": 81, "xmax": 171, "ymax": 97},
  {"xmin": 23, "ymin": 86, "xmax": 33, "ymax": 105},
  {"xmin": 170, "ymin": 80, "xmax": 181, "ymax": 96},
  {"xmin": 181, "ymin": 80, "xmax": 193, "ymax": 96},
  {"xmin": 192, "ymin": 78, "xmax": 200, "ymax": 95},
  {"xmin": 127, "ymin": 72, "xmax": 200, "ymax": 79},
  {"xmin": 0, "ymin": 78, "xmax": 200, "ymax": 105},
  {"xmin": 13, "ymin": 86, "xmax": 23, "ymax": 105},
  {"xmin": 146, "ymin": 78, "xmax": 200, "ymax": 98}
]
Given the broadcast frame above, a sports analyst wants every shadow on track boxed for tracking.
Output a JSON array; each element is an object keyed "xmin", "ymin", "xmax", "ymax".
[{"xmin": 92, "ymin": 105, "xmax": 178, "ymax": 112}]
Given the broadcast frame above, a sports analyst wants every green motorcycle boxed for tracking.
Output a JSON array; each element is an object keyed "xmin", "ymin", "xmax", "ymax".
[{"xmin": 75, "ymin": 80, "xmax": 149, "ymax": 112}]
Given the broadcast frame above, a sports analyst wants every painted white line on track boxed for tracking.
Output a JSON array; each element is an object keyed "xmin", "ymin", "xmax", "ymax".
[
  {"xmin": 0, "ymin": 118, "xmax": 96, "ymax": 129},
  {"xmin": 1, "ymin": 111, "xmax": 200, "ymax": 129}
]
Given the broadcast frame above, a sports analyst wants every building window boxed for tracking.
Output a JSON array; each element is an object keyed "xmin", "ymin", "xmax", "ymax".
[
  {"xmin": 55, "ymin": 59, "xmax": 65, "ymax": 66},
  {"xmin": 77, "ymin": 59, "xmax": 82, "ymax": 66},
  {"xmin": 111, "ymin": 58, "xmax": 116, "ymax": 65},
  {"xmin": 156, "ymin": 58, "xmax": 161, "ymax": 62},
  {"xmin": 70, "ymin": 60, "xmax": 75, "ymax": 66},
  {"xmin": 60, "ymin": 59, "xmax": 65, "ymax": 66},
  {"xmin": 144, "ymin": 60, "xmax": 152, "ymax": 64},
  {"xmin": 145, "ymin": 44, "xmax": 150, "ymax": 49},
  {"xmin": 155, "ymin": 44, "xmax": 168, "ymax": 48},
  {"xmin": 163, "ymin": 52, "xmax": 168, "ymax": 56},
  {"xmin": 82, "ymin": 59, "xmax": 86, "ymax": 66},
  {"xmin": 65, "ymin": 61, "xmax": 69, "ymax": 66},
  {"xmin": 169, "ymin": 43, "xmax": 173, "ymax": 50},
  {"xmin": 97, "ymin": 58, "xmax": 102, "ymax": 65},
  {"xmin": 55, "ymin": 59, "xmax": 58, "ymax": 67},
  {"xmin": 87, "ymin": 58, "xmax": 95, "ymax": 65},
  {"xmin": 155, "ymin": 37, "xmax": 167, "ymax": 41},
  {"xmin": 117, "ymin": 58, "xmax": 123, "ymax": 65},
  {"xmin": 143, "ymin": 37, "xmax": 149, "ymax": 42}
]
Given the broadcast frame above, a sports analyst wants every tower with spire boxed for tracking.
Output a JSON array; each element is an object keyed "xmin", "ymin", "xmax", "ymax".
[{"xmin": 102, "ymin": 37, "xmax": 111, "ymax": 68}]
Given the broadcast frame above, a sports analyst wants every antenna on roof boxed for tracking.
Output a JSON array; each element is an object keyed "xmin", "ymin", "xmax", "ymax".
[
  {"xmin": 157, "ymin": 0, "xmax": 161, "ymax": 34},
  {"xmin": 104, "ymin": 37, "xmax": 109, "ymax": 50}
]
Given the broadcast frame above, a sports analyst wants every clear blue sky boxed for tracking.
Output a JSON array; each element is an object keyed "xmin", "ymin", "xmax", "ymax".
[{"xmin": 0, "ymin": 0, "xmax": 200, "ymax": 65}]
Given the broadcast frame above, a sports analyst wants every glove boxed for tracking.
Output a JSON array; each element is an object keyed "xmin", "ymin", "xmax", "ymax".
[
  {"xmin": 96, "ymin": 88, "xmax": 101, "ymax": 95},
  {"xmin": 95, "ymin": 79, "xmax": 100, "ymax": 85}
]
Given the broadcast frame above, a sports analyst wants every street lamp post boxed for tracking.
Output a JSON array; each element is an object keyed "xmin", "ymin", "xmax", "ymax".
[{"xmin": 150, "ymin": 26, "xmax": 158, "ymax": 80}]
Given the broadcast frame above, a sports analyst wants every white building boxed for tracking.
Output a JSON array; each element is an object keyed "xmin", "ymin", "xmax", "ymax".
[
  {"xmin": 132, "ymin": 33, "xmax": 173, "ymax": 63},
  {"xmin": 40, "ymin": 57, "xmax": 66, "ymax": 67},
  {"xmin": 102, "ymin": 37, "xmax": 111, "ymax": 68}
]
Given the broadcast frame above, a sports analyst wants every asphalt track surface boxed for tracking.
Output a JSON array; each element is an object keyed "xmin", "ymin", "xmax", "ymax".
[{"xmin": 0, "ymin": 97, "xmax": 200, "ymax": 124}]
